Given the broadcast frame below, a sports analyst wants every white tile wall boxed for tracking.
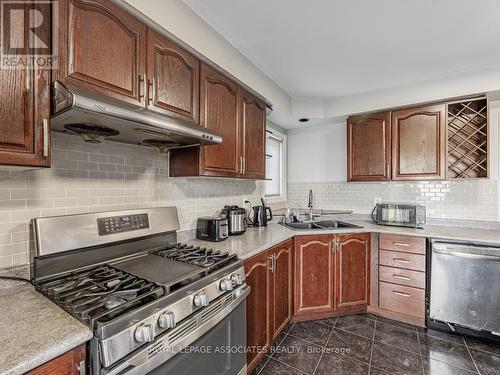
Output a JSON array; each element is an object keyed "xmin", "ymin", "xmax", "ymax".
[
  {"xmin": 0, "ymin": 133, "xmax": 264, "ymax": 269},
  {"xmin": 288, "ymin": 180, "xmax": 499, "ymax": 221}
]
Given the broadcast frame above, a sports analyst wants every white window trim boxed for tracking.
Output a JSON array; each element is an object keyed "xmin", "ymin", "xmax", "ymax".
[{"xmin": 265, "ymin": 125, "xmax": 287, "ymax": 203}]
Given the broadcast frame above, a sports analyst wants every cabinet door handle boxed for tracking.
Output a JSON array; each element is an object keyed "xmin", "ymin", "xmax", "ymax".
[
  {"xmin": 239, "ymin": 156, "xmax": 243, "ymax": 174},
  {"xmin": 393, "ymin": 290, "xmax": 411, "ymax": 297},
  {"xmin": 393, "ymin": 274, "xmax": 411, "ymax": 280},
  {"xmin": 393, "ymin": 258, "xmax": 410, "ymax": 263},
  {"xmin": 393, "ymin": 242, "xmax": 410, "ymax": 247},
  {"xmin": 42, "ymin": 118, "xmax": 49, "ymax": 157},
  {"xmin": 243, "ymin": 157, "xmax": 246, "ymax": 174},
  {"xmin": 139, "ymin": 74, "xmax": 146, "ymax": 102},
  {"xmin": 386, "ymin": 164, "xmax": 390, "ymax": 178},
  {"xmin": 268, "ymin": 254, "xmax": 275, "ymax": 273},
  {"xmin": 148, "ymin": 78, "xmax": 155, "ymax": 104}
]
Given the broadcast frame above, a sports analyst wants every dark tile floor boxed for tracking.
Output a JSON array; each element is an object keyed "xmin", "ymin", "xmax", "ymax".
[{"xmin": 251, "ymin": 314, "xmax": 500, "ymax": 375}]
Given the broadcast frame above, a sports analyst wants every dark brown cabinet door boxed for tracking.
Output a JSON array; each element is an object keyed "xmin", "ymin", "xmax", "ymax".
[
  {"xmin": 58, "ymin": 0, "xmax": 146, "ymax": 106},
  {"xmin": 270, "ymin": 239, "xmax": 293, "ymax": 340},
  {"xmin": 245, "ymin": 250, "xmax": 272, "ymax": 372},
  {"xmin": 392, "ymin": 104, "xmax": 446, "ymax": 180},
  {"xmin": 27, "ymin": 345, "xmax": 85, "ymax": 374},
  {"xmin": 241, "ymin": 91, "xmax": 266, "ymax": 179},
  {"xmin": 335, "ymin": 234, "xmax": 370, "ymax": 310},
  {"xmin": 347, "ymin": 112, "xmax": 391, "ymax": 181},
  {"xmin": 294, "ymin": 235, "xmax": 335, "ymax": 316},
  {"xmin": 0, "ymin": 3, "xmax": 51, "ymax": 167},
  {"xmin": 199, "ymin": 63, "xmax": 241, "ymax": 177},
  {"xmin": 146, "ymin": 29, "xmax": 199, "ymax": 123}
]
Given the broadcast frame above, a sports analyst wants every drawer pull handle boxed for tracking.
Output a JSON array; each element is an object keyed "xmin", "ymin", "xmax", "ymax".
[
  {"xmin": 393, "ymin": 291, "xmax": 411, "ymax": 297},
  {"xmin": 393, "ymin": 242, "xmax": 410, "ymax": 247},
  {"xmin": 393, "ymin": 258, "xmax": 410, "ymax": 263},
  {"xmin": 393, "ymin": 274, "xmax": 411, "ymax": 280}
]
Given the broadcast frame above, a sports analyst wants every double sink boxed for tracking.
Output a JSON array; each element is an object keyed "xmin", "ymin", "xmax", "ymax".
[{"xmin": 281, "ymin": 220, "xmax": 362, "ymax": 231}]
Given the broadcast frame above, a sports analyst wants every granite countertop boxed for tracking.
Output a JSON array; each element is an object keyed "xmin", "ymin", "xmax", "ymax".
[
  {"xmin": 0, "ymin": 281, "xmax": 93, "ymax": 375},
  {"xmin": 187, "ymin": 221, "xmax": 500, "ymax": 260}
]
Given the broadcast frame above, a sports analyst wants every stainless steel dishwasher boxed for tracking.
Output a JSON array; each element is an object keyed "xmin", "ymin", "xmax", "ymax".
[{"xmin": 429, "ymin": 240, "xmax": 500, "ymax": 335}]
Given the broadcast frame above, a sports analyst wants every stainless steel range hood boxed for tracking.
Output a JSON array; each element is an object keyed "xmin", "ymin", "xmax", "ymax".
[{"xmin": 51, "ymin": 81, "xmax": 222, "ymax": 149}]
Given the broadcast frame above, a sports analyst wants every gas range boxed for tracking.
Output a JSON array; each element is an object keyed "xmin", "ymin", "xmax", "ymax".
[{"xmin": 31, "ymin": 207, "xmax": 248, "ymax": 375}]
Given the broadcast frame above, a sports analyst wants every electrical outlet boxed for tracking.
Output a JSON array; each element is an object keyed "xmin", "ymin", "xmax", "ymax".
[{"xmin": 374, "ymin": 197, "xmax": 382, "ymax": 205}]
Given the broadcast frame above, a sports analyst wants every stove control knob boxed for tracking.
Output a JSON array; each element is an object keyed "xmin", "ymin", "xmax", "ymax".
[
  {"xmin": 219, "ymin": 278, "xmax": 233, "ymax": 291},
  {"xmin": 193, "ymin": 291, "xmax": 209, "ymax": 307},
  {"xmin": 231, "ymin": 273, "xmax": 243, "ymax": 286},
  {"xmin": 134, "ymin": 323, "xmax": 154, "ymax": 343},
  {"xmin": 158, "ymin": 311, "xmax": 176, "ymax": 329}
]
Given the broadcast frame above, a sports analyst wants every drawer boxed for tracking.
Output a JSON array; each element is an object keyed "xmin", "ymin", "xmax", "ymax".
[
  {"xmin": 379, "ymin": 249, "xmax": 426, "ymax": 272},
  {"xmin": 379, "ymin": 234, "xmax": 426, "ymax": 254},
  {"xmin": 379, "ymin": 265, "xmax": 425, "ymax": 289},
  {"xmin": 379, "ymin": 281, "xmax": 425, "ymax": 318}
]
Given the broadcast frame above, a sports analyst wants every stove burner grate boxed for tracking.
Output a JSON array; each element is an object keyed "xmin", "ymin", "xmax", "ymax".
[
  {"xmin": 153, "ymin": 243, "xmax": 237, "ymax": 273},
  {"xmin": 36, "ymin": 265, "xmax": 164, "ymax": 328}
]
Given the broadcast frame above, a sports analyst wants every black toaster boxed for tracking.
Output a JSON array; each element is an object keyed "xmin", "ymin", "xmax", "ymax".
[{"xmin": 196, "ymin": 216, "xmax": 229, "ymax": 242}]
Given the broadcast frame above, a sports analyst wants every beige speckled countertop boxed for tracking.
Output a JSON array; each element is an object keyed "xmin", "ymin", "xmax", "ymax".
[
  {"xmin": 186, "ymin": 221, "xmax": 500, "ymax": 260},
  {"xmin": 0, "ymin": 282, "xmax": 93, "ymax": 375}
]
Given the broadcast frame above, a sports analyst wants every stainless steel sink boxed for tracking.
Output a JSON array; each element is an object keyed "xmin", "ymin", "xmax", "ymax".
[{"xmin": 281, "ymin": 220, "xmax": 362, "ymax": 230}]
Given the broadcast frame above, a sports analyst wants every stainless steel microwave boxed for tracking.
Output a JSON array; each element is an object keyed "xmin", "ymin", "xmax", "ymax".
[{"xmin": 371, "ymin": 203, "xmax": 426, "ymax": 228}]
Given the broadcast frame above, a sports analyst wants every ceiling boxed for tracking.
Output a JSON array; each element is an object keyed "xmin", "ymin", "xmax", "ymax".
[{"xmin": 182, "ymin": 0, "xmax": 500, "ymax": 100}]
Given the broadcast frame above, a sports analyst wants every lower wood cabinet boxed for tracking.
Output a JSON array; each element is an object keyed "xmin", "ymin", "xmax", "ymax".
[
  {"xmin": 26, "ymin": 345, "xmax": 86, "ymax": 375},
  {"xmin": 376, "ymin": 234, "xmax": 426, "ymax": 323},
  {"xmin": 335, "ymin": 233, "xmax": 370, "ymax": 310},
  {"xmin": 294, "ymin": 234, "xmax": 370, "ymax": 319},
  {"xmin": 244, "ymin": 239, "xmax": 292, "ymax": 373},
  {"xmin": 294, "ymin": 235, "xmax": 335, "ymax": 316}
]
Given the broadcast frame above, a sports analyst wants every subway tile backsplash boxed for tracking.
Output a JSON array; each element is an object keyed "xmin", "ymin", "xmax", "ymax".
[
  {"xmin": 0, "ymin": 133, "xmax": 264, "ymax": 269},
  {"xmin": 288, "ymin": 180, "xmax": 499, "ymax": 222}
]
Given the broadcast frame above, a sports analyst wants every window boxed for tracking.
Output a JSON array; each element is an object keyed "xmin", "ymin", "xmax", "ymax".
[{"xmin": 265, "ymin": 127, "xmax": 287, "ymax": 201}]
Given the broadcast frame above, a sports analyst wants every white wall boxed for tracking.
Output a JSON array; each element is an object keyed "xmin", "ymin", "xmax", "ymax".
[{"xmin": 287, "ymin": 122, "xmax": 347, "ymax": 183}]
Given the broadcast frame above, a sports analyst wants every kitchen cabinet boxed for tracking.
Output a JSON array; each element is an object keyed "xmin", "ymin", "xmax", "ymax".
[
  {"xmin": 392, "ymin": 104, "xmax": 446, "ymax": 180},
  {"xmin": 146, "ymin": 29, "xmax": 200, "ymax": 123},
  {"xmin": 347, "ymin": 112, "xmax": 391, "ymax": 181},
  {"xmin": 240, "ymin": 91, "xmax": 266, "ymax": 179},
  {"xmin": 294, "ymin": 235, "xmax": 335, "ymax": 316},
  {"xmin": 377, "ymin": 234, "xmax": 426, "ymax": 321},
  {"xmin": 170, "ymin": 63, "xmax": 267, "ymax": 179},
  {"xmin": 244, "ymin": 239, "xmax": 293, "ymax": 373},
  {"xmin": 26, "ymin": 345, "xmax": 86, "ymax": 375},
  {"xmin": 0, "ymin": 3, "xmax": 51, "ymax": 167},
  {"xmin": 58, "ymin": 0, "xmax": 147, "ymax": 106},
  {"xmin": 335, "ymin": 233, "xmax": 370, "ymax": 310},
  {"xmin": 294, "ymin": 234, "xmax": 370, "ymax": 318}
]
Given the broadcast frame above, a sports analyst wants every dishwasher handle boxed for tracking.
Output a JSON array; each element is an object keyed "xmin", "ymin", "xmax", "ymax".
[{"xmin": 433, "ymin": 248, "xmax": 500, "ymax": 261}]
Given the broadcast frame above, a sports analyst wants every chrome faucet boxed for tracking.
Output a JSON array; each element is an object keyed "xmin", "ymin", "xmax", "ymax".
[{"xmin": 307, "ymin": 189, "xmax": 314, "ymax": 221}]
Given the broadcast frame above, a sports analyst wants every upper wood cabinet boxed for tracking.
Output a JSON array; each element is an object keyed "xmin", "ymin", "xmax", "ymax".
[
  {"xmin": 146, "ymin": 29, "xmax": 200, "ymax": 123},
  {"xmin": 335, "ymin": 233, "xmax": 370, "ymax": 310},
  {"xmin": 170, "ymin": 63, "xmax": 267, "ymax": 179},
  {"xmin": 58, "ymin": 0, "xmax": 146, "ymax": 106},
  {"xmin": 241, "ymin": 91, "xmax": 266, "ymax": 179},
  {"xmin": 0, "ymin": 3, "xmax": 51, "ymax": 167},
  {"xmin": 244, "ymin": 239, "xmax": 293, "ymax": 374},
  {"xmin": 392, "ymin": 104, "xmax": 446, "ymax": 180},
  {"xmin": 199, "ymin": 63, "xmax": 241, "ymax": 177},
  {"xmin": 294, "ymin": 235, "xmax": 335, "ymax": 317},
  {"xmin": 347, "ymin": 112, "xmax": 391, "ymax": 181}
]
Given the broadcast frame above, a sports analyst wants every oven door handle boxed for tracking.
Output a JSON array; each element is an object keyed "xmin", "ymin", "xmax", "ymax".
[{"xmin": 104, "ymin": 285, "xmax": 250, "ymax": 375}]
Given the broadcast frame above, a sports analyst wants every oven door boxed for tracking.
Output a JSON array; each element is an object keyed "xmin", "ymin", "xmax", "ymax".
[{"xmin": 103, "ymin": 285, "xmax": 249, "ymax": 375}]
